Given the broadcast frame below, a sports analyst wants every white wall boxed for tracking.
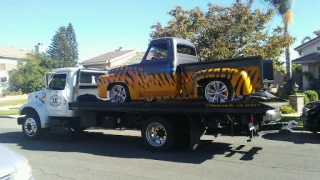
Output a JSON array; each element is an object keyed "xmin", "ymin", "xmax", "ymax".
[{"xmin": 300, "ymin": 41, "xmax": 320, "ymax": 56}]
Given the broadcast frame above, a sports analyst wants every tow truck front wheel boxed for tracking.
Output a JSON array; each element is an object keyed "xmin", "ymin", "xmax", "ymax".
[
  {"xmin": 22, "ymin": 112, "xmax": 42, "ymax": 140},
  {"xmin": 141, "ymin": 117, "xmax": 174, "ymax": 151}
]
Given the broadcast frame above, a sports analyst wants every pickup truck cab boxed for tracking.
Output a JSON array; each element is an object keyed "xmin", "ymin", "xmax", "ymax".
[{"xmin": 98, "ymin": 37, "xmax": 271, "ymax": 103}]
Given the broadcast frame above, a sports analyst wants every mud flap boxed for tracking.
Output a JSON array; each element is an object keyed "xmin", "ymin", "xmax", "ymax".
[
  {"xmin": 190, "ymin": 118, "xmax": 202, "ymax": 150},
  {"xmin": 247, "ymin": 122, "xmax": 260, "ymax": 142}
]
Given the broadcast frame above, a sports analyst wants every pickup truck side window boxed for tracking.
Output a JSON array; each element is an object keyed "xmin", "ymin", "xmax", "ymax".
[
  {"xmin": 48, "ymin": 74, "xmax": 67, "ymax": 90},
  {"xmin": 177, "ymin": 44, "xmax": 196, "ymax": 56},
  {"xmin": 146, "ymin": 43, "xmax": 168, "ymax": 60}
]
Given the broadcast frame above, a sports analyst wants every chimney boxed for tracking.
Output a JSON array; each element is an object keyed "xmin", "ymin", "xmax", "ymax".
[{"xmin": 34, "ymin": 43, "xmax": 45, "ymax": 53}]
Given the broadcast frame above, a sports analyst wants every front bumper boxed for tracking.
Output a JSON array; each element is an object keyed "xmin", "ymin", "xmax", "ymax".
[
  {"xmin": 301, "ymin": 115, "xmax": 319, "ymax": 132},
  {"xmin": 17, "ymin": 116, "xmax": 24, "ymax": 125}
]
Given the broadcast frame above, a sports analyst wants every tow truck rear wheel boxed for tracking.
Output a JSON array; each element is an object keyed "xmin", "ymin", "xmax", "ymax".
[
  {"xmin": 141, "ymin": 117, "xmax": 174, "ymax": 151},
  {"xmin": 203, "ymin": 79, "xmax": 234, "ymax": 103},
  {"xmin": 22, "ymin": 111, "xmax": 42, "ymax": 140}
]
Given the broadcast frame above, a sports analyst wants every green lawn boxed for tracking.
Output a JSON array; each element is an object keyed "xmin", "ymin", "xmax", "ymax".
[
  {"xmin": 0, "ymin": 99, "xmax": 27, "ymax": 107},
  {"xmin": 281, "ymin": 116, "xmax": 303, "ymax": 126},
  {"xmin": 0, "ymin": 98, "xmax": 27, "ymax": 115},
  {"xmin": 0, "ymin": 109, "xmax": 19, "ymax": 115}
]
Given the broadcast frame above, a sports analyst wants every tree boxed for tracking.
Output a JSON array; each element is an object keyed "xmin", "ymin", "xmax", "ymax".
[
  {"xmin": 8, "ymin": 53, "xmax": 56, "ymax": 93},
  {"xmin": 66, "ymin": 23, "xmax": 79, "ymax": 64},
  {"xmin": 262, "ymin": 0, "xmax": 294, "ymax": 80},
  {"xmin": 150, "ymin": 1, "xmax": 294, "ymax": 65},
  {"xmin": 47, "ymin": 24, "xmax": 78, "ymax": 68},
  {"xmin": 301, "ymin": 36, "xmax": 312, "ymax": 44}
]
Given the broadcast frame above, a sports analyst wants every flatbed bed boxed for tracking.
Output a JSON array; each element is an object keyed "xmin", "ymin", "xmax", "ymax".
[
  {"xmin": 69, "ymin": 101, "xmax": 274, "ymax": 115},
  {"xmin": 66, "ymin": 100, "xmax": 275, "ymax": 151}
]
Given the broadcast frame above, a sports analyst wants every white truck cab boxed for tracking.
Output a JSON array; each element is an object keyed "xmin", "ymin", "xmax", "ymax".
[{"xmin": 18, "ymin": 67, "xmax": 107, "ymax": 139}]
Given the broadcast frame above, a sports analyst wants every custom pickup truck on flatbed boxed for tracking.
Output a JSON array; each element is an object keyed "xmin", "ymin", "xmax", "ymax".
[
  {"xmin": 97, "ymin": 37, "xmax": 273, "ymax": 103},
  {"xmin": 17, "ymin": 37, "xmax": 275, "ymax": 152}
]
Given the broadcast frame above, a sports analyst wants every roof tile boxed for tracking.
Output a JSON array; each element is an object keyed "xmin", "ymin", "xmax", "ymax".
[
  {"xmin": 0, "ymin": 46, "xmax": 31, "ymax": 59},
  {"xmin": 80, "ymin": 50, "xmax": 135, "ymax": 64}
]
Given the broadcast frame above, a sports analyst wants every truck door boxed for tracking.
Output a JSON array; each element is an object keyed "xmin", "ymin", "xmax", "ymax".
[
  {"xmin": 139, "ymin": 40, "xmax": 174, "ymax": 96},
  {"xmin": 45, "ymin": 72, "xmax": 69, "ymax": 116}
]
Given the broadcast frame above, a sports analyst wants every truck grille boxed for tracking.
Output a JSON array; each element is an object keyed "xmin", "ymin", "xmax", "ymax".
[{"xmin": 0, "ymin": 174, "xmax": 12, "ymax": 180}]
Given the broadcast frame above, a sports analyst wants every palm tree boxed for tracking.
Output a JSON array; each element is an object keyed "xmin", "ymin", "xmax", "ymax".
[
  {"xmin": 263, "ymin": 0, "xmax": 294, "ymax": 80},
  {"xmin": 301, "ymin": 36, "xmax": 311, "ymax": 44}
]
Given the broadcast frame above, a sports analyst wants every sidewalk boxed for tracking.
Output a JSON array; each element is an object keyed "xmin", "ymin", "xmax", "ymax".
[{"xmin": 281, "ymin": 113, "xmax": 301, "ymax": 117}]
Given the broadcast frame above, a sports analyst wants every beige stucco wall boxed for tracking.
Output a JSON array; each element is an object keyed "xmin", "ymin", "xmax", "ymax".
[{"xmin": 299, "ymin": 41, "xmax": 320, "ymax": 56}]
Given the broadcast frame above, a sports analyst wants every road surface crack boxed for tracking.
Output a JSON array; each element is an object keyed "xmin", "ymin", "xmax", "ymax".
[{"xmin": 33, "ymin": 167, "xmax": 75, "ymax": 180}]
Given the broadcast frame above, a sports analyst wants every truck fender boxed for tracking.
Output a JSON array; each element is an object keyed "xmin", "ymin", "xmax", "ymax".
[
  {"xmin": 19, "ymin": 101, "xmax": 49, "ymax": 128},
  {"xmin": 192, "ymin": 68, "xmax": 253, "ymax": 96}
]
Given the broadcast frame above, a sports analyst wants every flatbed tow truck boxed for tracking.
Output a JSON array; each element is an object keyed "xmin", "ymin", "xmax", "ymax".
[{"xmin": 18, "ymin": 37, "xmax": 276, "ymax": 152}]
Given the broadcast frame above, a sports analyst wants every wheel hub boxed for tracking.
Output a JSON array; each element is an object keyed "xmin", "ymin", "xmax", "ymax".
[
  {"xmin": 146, "ymin": 122, "xmax": 167, "ymax": 147},
  {"xmin": 24, "ymin": 118, "xmax": 37, "ymax": 137},
  {"xmin": 110, "ymin": 85, "xmax": 126, "ymax": 103},
  {"xmin": 205, "ymin": 81, "xmax": 229, "ymax": 103}
]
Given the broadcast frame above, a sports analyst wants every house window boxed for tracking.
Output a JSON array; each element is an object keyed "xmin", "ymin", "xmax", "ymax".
[
  {"xmin": 317, "ymin": 46, "xmax": 320, "ymax": 51},
  {"xmin": 318, "ymin": 65, "xmax": 320, "ymax": 79}
]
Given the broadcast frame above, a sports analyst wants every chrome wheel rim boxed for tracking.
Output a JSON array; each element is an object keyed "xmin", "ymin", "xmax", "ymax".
[
  {"xmin": 146, "ymin": 122, "xmax": 167, "ymax": 147},
  {"xmin": 24, "ymin": 118, "xmax": 37, "ymax": 137},
  {"xmin": 205, "ymin": 81, "xmax": 229, "ymax": 103},
  {"xmin": 110, "ymin": 85, "xmax": 126, "ymax": 103}
]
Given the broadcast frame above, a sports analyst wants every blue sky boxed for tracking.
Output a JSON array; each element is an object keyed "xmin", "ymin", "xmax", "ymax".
[{"xmin": 0, "ymin": 0, "xmax": 318, "ymax": 63}]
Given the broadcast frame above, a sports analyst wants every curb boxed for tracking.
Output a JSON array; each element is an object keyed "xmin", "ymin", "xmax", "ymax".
[{"xmin": 0, "ymin": 115, "xmax": 21, "ymax": 119}]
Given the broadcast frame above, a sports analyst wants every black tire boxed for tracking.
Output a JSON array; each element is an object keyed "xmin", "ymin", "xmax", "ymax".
[
  {"xmin": 141, "ymin": 117, "xmax": 174, "ymax": 152},
  {"xmin": 144, "ymin": 98, "xmax": 157, "ymax": 103},
  {"xmin": 109, "ymin": 83, "xmax": 131, "ymax": 103},
  {"xmin": 22, "ymin": 111, "xmax": 42, "ymax": 140},
  {"xmin": 203, "ymin": 79, "xmax": 234, "ymax": 103}
]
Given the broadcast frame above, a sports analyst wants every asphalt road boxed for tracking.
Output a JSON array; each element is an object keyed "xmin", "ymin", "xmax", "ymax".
[{"xmin": 1, "ymin": 118, "xmax": 320, "ymax": 180}]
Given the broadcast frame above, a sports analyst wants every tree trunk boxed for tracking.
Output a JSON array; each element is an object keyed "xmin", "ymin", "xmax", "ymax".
[{"xmin": 285, "ymin": 25, "xmax": 291, "ymax": 81}]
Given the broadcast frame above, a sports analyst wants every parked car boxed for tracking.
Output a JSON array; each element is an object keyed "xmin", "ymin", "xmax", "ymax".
[
  {"xmin": 0, "ymin": 143, "xmax": 34, "ymax": 180},
  {"xmin": 301, "ymin": 100, "xmax": 320, "ymax": 133},
  {"xmin": 249, "ymin": 91, "xmax": 286, "ymax": 124}
]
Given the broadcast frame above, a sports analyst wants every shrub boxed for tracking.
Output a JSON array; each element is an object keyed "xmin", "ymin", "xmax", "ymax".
[
  {"xmin": 304, "ymin": 90, "xmax": 318, "ymax": 102},
  {"xmin": 304, "ymin": 95, "xmax": 310, "ymax": 105},
  {"xmin": 280, "ymin": 104, "xmax": 296, "ymax": 114}
]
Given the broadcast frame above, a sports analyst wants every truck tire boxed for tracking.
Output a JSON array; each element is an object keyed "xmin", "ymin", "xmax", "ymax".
[
  {"xmin": 109, "ymin": 83, "xmax": 131, "ymax": 103},
  {"xmin": 141, "ymin": 117, "xmax": 174, "ymax": 152},
  {"xmin": 144, "ymin": 98, "xmax": 157, "ymax": 103},
  {"xmin": 204, "ymin": 79, "xmax": 234, "ymax": 103},
  {"xmin": 22, "ymin": 111, "xmax": 42, "ymax": 140}
]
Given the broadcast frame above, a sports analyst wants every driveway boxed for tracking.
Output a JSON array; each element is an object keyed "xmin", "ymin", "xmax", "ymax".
[{"xmin": 0, "ymin": 117, "xmax": 320, "ymax": 180}]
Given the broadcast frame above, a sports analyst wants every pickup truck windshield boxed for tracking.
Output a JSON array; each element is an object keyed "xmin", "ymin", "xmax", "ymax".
[{"xmin": 146, "ymin": 43, "xmax": 168, "ymax": 60}]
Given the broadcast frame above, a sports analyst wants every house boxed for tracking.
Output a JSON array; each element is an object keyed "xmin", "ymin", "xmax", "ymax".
[
  {"xmin": 80, "ymin": 47, "xmax": 145, "ymax": 69},
  {"xmin": 292, "ymin": 30, "xmax": 320, "ymax": 90},
  {"xmin": 0, "ymin": 43, "xmax": 45, "ymax": 92}
]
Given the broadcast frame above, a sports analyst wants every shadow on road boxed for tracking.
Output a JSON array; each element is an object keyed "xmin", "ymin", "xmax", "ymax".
[
  {"xmin": 262, "ymin": 131, "xmax": 320, "ymax": 144},
  {"xmin": 0, "ymin": 131, "xmax": 262, "ymax": 164}
]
